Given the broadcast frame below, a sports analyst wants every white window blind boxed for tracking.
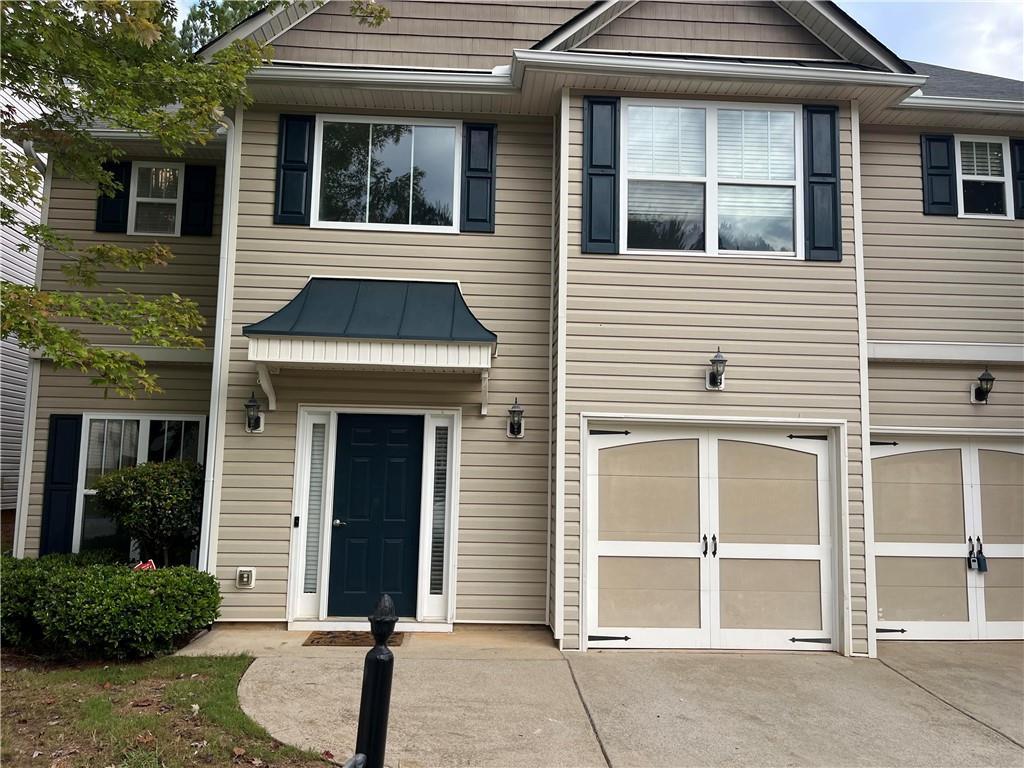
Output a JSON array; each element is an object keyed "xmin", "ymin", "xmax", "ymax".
[
  {"xmin": 303, "ymin": 423, "xmax": 327, "ymax": 594},
  {"xmin": 429, "ymin": 425, "xmax": 450, "ymax": 595},
  {"xmin": 718, "ymin": 109, "xmax": 795, "ymax": 181},
  {"xmin": 960, "ymin": 141, "xmax": 1004, "ymax": 177},
  {"xmin": 627, "ymin": 105, "xmax": 705, "ymax": 177}
]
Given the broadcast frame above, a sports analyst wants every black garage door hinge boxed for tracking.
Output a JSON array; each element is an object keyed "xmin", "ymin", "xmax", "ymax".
[
  {"xmin": 870, "ymin": 440, "xmax": 899, "ymax": 447},
  {"xmin": 588, "ymin": 634, "xmax": 631, "ymax": 642},
  {"xmin": 787, "ymin": 434, "xmax": 828, "ymax": 441},
  {"xmin": 789, "ymin": 637, "xmax": 832, "ymax": 644},
  {"xmin": 876, "ymin": 628, "xmax": 907, "ymax": 634},
  {"xmin": 589, "ymin": 429, "xmax": 631, "ymax": 436}
]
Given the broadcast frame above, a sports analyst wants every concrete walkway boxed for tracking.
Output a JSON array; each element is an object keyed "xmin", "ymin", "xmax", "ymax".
[{"xmin": 184, "ymin": 628, "xmax": 1024, "ymax": 767}]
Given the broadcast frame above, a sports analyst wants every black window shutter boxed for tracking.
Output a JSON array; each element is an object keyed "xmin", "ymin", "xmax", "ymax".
[
  {"xmin": 181, "ymin": 164, "xmax": 217, "ymax": 236},
  {"xmin": 39, "ymin": 414, "xmax": 83, "ymax": 555},
  {"xmin": 95, "ymin": 160, "xmax": 132, "ymax": 233},
  {"xmin": 461, "ymin": 123, "xmax": 497, "ymax": 233},
  {"xmin": 803, "ymin": 105, "xmax": 841, "ymax": 262},
  {"xmin": 1010, "ymin": 139, "xmax": 1024, "ymax": 220},
  {"xmin": 274, "ymin": 114, "xmax": 315, "ymax": 226},
  {"xmin": 920, "ymin": 134, "xmax": 958, "ymax": 216},
  {"xmin": 582, "ymin": 96, "xmax": 619, "ymax": 254}
]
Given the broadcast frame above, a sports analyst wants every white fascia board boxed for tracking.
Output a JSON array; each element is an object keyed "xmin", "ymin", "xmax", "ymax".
[
  {"xmin": 802, "ymin": 0, "xmax": 910, "ymax": 75},
  {"xmin": 511, "ymin": 50, "xmax": 926, "ymax": 89},
  {"xmin": 248, "ymin": 65, "xmax": 516, "ymax": 93},
  {"xmin": 867, "ymin": 341, "xmax": 1024, "ymax": 364},
  {"xmin": 898, "ymin": 94, "xmax": 1024, "ymax": 114},
  {"xmin": 533, "ymin": 0, "xmax": 635, "ymax": 52},
  {"xmin": 247, "ymin": 336, "xmax": 495, "ymax": 371}
]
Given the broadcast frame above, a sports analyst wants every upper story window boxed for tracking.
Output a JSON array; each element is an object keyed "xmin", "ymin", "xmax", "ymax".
[
  {"xmin": 311, "ymin": 115, "xmax": 461, "ymax": 233},
  {"xmin": 955, "ymin": 136, "xmax": 1014, "ymax": 218},
  {"xmin": 128, "ymin": 162, "xmax": 185, "ymax": 236},
  {"xmin": 622, "ymin": 100, "xmax": 802, "ymax": 258}
]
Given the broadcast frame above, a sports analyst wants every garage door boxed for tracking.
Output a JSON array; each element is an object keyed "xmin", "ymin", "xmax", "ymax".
[
  {"xmin": 585, "ymin": 425, "xmax": 833, "ymax": 650},
  {"xmin": 872, "ymin": 439, "xmax": 1024, "ymax": 640}
]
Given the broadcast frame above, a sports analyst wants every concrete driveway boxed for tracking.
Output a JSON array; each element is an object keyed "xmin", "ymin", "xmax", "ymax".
[{"xmin": 188, "ymin": 628, "xmax": 1024, "ymax": 767}]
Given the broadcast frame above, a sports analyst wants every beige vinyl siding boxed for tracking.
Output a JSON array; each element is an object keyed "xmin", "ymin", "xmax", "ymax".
[
  {"xmin": 216, "ymin": 110, "xmax": 553, "ymax": 623},
  {"xmin": 23, "ymin": 363, "xmax": 212, "ymax": 557},
  {"xmin": 270, "ymin": 0, "xmax": 589, "ymax": 69},
  {"xmin": 577, "ymin": 1, "xmax": 841, "ymax": 60},
  {"xmin": 861, "ymin": 128, "xmax": 1024, "ymax": 345},
  {"xmin": 563, "ymin": 95, "xmax": 868, "ymax": 652},
  {"xmin": 870, "ymin": 362, "xmax": 1024, "ymax": 431},
  {"xmin": 39, "ymin": 165, "xmax": 224, "ymax": 345}
]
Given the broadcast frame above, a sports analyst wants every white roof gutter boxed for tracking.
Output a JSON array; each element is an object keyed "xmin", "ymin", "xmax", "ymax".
[
  {"xmin": 248, "ymin": 65, "xmax": 516, "ymax": 94},
  {"xmin": 898, "ymin": 93, "xmax": 1024, "ymax": 114},
  {"xmin": 511, "ymin": 49, "xmax": 927, "ymax": 89}
]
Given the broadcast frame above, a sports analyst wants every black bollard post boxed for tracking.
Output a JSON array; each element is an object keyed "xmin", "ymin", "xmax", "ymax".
[{"xmin": 354, "ymin": 593, "xmax": 397, "ymax": 768}]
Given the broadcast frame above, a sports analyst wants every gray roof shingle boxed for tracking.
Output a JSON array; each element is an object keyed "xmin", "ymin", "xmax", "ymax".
[{"xmin": 907, "ymin": 60, "xmax": 1023, "ymax": 101}]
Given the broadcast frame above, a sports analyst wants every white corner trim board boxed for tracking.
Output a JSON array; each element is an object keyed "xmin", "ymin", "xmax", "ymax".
[{"xmin": 867, "ymin": 341, "xmax": 1024, "ymax": 364}]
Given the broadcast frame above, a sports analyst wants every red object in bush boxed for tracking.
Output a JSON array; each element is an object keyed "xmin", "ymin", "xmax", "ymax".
[{"xmin": 132, "ymin": 559, "xmax": 157, "ymax": 571}]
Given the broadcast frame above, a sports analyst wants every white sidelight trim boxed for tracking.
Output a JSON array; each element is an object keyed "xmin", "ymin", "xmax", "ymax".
[
  {"xmin": 286, "ymin": 405, "xmax": 461, "ymax": 625},
  {"xmin": 199, "ymin": 107, "xmax": 243, "ymax": 575},
  {"xmin": 867, "ymin": 341, "xmax": 1024, "ymax": 364},
  {"xmin": 246, "ymin": 336, "xmax": 494, "ymax": 370},
  {"xmin": 851, "ymin": 102, "xmax": 879, "ymax": 659},
  {"xmin": 554, "ymin": 87, "xmax": 570, "ymax": 644}
]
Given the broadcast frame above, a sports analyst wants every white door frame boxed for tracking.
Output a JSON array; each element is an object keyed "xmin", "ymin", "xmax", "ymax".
[
  {"xmin": 871, "ymin": 434, "xmax": 1024, "ymax": 641},
  {"xmin": 286, "ymin": 404, "xmax": 462, "ymax": 632},
  {"xmin": 579, "ymin": 413, "xmax": 849, "ymax": 654}
]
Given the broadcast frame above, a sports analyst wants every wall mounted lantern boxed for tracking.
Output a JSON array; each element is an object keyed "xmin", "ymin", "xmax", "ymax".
[
  {"xmin": 971, "ymin": 368, "xmax": 995, "ymax": 404},
  {"xmin": 244, "ymin": 391, "xmax": 265, "ymax": 433},
  {"xmin": 706, "ymin": 348, "xmax": 728, "ymax": 391},
  {"xmin": 507, "ymin": 398, "xmax": 525, "ymax": 439}
]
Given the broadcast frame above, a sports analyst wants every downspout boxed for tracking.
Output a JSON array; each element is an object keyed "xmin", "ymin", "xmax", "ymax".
[{"xmin": 198, "ymin": 107, "xmax": 243, "ymax": 574}]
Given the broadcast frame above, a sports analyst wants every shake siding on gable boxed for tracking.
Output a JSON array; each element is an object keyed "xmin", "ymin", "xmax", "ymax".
[
  {"xmin": 269, "ymin": 0, "xmax": 589, "ymax": 69},
  {"xmin": 563, "ymin": 96, "xmax": 867, "ymax": 652},
  {"xmin": 576, "ymin": 0, "xmax": 841, "ymax": 60},
  {"xmin": 216, "ymin": 111, "xmax": 553, "ymax": 622},
  {"xmin": 860, "ymin": 128, "xmax": 1024, "ymax": 345}
]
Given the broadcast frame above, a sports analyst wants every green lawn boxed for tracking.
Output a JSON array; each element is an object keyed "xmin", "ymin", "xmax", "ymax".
[{"xmin": 1, "ymin": 654, "xmax": 331, "ymax": 767}]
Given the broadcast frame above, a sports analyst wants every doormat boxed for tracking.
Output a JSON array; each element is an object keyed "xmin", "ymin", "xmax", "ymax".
[{"xmin": 303, "ymin": 631, "xmax": 405, "ymax": 647}]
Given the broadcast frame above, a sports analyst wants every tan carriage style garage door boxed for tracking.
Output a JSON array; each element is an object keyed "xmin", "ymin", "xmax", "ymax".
[
  {"xmin": 873, "ymin": 440, "xmax": 1024, "ymax": 640},
  {"xmin": 585, "ymin": 425, "xmax": 834, "ymax": 651}
]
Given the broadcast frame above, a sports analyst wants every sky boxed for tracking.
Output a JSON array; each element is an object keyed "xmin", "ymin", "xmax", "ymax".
[
  {"xmin": 836, "ymin": 1, "xmax": 1024, "ymax": 80},
  {"xmin": 173, "ymin": 0, "xmax": 1024, "ymax": 82}
]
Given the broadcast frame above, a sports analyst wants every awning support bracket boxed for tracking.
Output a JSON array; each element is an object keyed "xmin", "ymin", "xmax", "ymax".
[
  {"xmin": 256, "ymin": 362, "xmax": 278, "ymax": 411},
  {"xmin": 480, "ymin": 370, "xmax": 489, "ymax": 416}
]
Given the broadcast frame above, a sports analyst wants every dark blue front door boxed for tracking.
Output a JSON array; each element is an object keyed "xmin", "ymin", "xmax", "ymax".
[{"xmin": 328, "ymin": 414, "xmax": 423, "ymax": 618}]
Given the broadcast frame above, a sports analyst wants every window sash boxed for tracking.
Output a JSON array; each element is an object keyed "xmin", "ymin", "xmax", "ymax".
[
  {"xmin": 74, "ymin": 413, "xmax": 205, "ymax": 554},
  {"xmin": 128, "ymin": 162, "xmax": 185, "ymax": 237},
  {"xmin": 954, "ymin": 135, "xmax": 1014, "ymax": 219},
  {"xmin": 310, "ymin": 114, "xmax": 462, "ymax": 233},
  {"xmin": 620, "ymin": 99, "xmax": 803, "ymax": 258}
]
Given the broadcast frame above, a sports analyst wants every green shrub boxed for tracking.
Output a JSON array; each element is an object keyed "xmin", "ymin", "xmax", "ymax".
[
  {"xmin": 93, "ymin": 460, "xmax": 204, "ymax": 566},
  {"xmin": 1, "ymin": 555, "xmax": 220, "ymax": 659}
]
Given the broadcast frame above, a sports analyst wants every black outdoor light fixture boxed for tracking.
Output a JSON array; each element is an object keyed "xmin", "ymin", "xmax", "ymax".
[
  {"xmin": 706, "ymin": 348, "xmax": 728, "ymax": 391},
  {"xmin": 507, "ymin": 398, "xmax": 525, "ymax": 439},
  {"xmin": 971, "ymin": 368, "xmax": 995, "ymax": 404},
  {"xmin": 244, "ymin": 391, "xmax": 265, "ymax": 433}
]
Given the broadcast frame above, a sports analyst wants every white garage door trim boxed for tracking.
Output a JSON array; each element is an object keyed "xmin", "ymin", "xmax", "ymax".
[
  {"xmin": 872, "ymin": 437, "xmax": 1024, "ymax": 641},
  {"xmin": 580, "ymin": 415, "xmax": 848, "ymax": 654}
]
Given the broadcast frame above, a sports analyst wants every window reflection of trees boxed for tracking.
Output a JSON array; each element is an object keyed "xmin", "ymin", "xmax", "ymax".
[{"xmin": 319, "ymin": 123, "xmax": 453, "ymax": 226}]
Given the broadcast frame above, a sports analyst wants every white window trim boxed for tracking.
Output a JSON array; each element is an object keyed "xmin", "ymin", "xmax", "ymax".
[
  {"xmin": 309, "ymin": 114, "xmax": 463, "ymax": 234},
  {"xmin": 954, "ymin": 134, "xmax": 1015, "ymax": 220},
  {"xmin": 287, "ymin": 405, "xmax": 461, "ymax": 629},
  {"xmin": 72, "ymin": 412, "xmax": 207, "ymax": 553},
  {"xmin": 619, "ymin": 98, "xmax": 805, "ymax": 260},
  {"xmin": 127, "ymin": 161, "xmax": 185, "ymax": 237}
]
